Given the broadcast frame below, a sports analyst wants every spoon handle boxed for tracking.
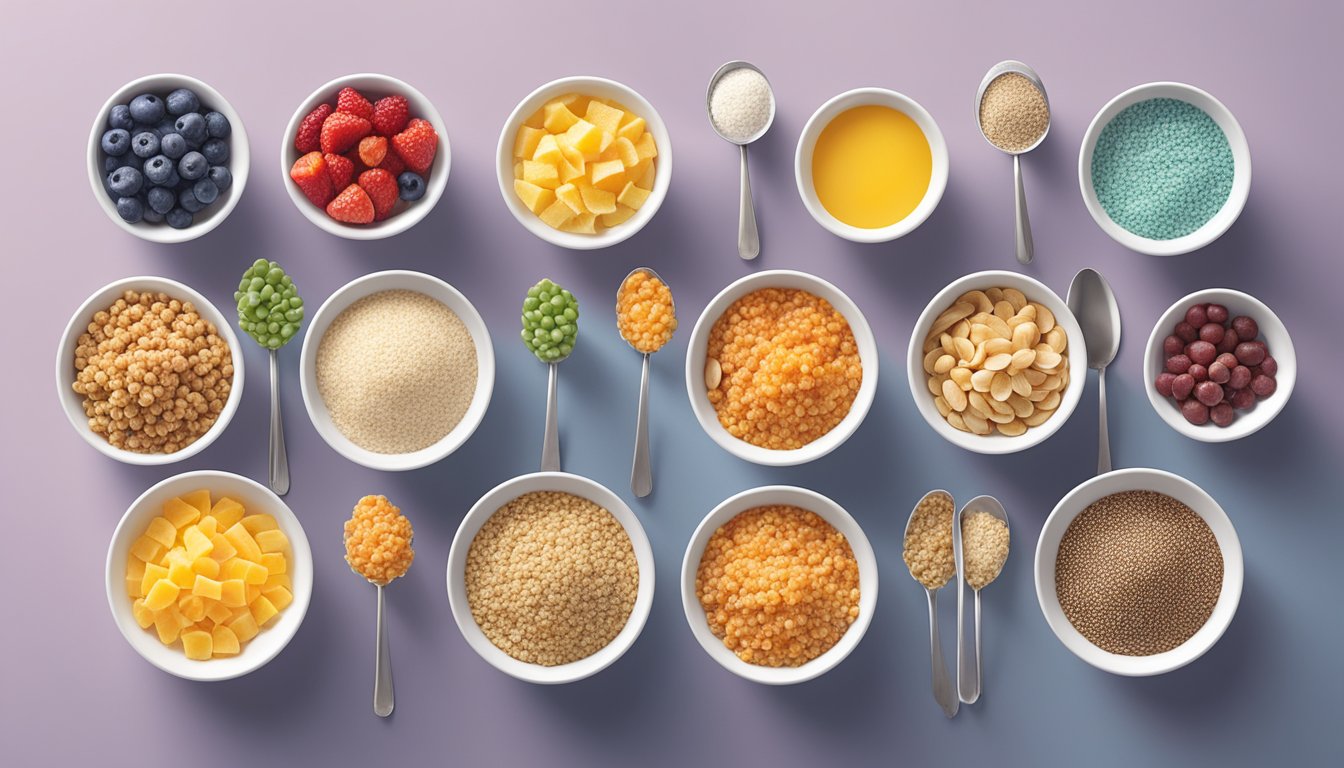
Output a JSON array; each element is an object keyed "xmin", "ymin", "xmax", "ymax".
[
  {"xmin": 374, "ymin": 585, "xmax": 393, "ymax": 718},
  {"xmin": 1097, "ymin": 366, "xmax": 1111, "ymax": 474},
  {"xmin": 268, "ymin": 349, "xmax": 290, "ymax": 496},
  {"xmin": 927, "ymin": 589, "xmax": 959, "ymax": 718},
  {"xmin": 974, "ymin": 590, "xmax": 983, "ymax": 700},
  {"xmin": 631, "ymin": 353, "xmax": 652, "ymax": 498},
  {"xmin": 541, "ymin": 362, "xmax": 560, "ymax": 472},
  {"xmin": 957, "ymin": 580, "xmax": 980, "ymax": 705},
  {"xmin": 1014, "ymin": 154, "xmax": 1033, "ymax": 265},
  {"xmin": 738, "ymin": 145, "xmax": 759, "ymax": 260}
]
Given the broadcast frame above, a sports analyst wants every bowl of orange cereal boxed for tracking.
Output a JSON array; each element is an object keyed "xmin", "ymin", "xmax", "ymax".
[
  {"xmin": 684, "ymin": 270, "xmax": 878, "ymax": 466},
  {"xmin": 680, "ymin": 485, "xmax": 878, "ymax": 685}
]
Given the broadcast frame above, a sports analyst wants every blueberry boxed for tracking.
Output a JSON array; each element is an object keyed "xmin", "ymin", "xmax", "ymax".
[
  {"xmin": 107, "ymin": 167, "xmax": 143, "ymax": 196},
  {"xmin": 178, "ymin": 151, "xmax": 207, "ymax": 181},
  {"xmin": 154, "ymin": 119, "xmax": 177, "ymax": 137},
  {"xmin": 131, "ymin": 131, "xmax": 160, "ymax": 159},
  {"xmin": 204, "ymin": 111, "xmax": 231, "ymax": 138},
  {"xmin": 178, "ymin": 188, "xmax": 205, "ymax": 213},
  {"xmin": 142, "ymin": 155, "xmax": 173, "ymax": 185},
  {"xmin": 160, "ymin": 133, "xmax": 187, "ymax": 160},
  {"xmin": 128, "ymin": 93, "xmax": 165, "ymax": 124},
  {"xmin": 165, "ymin": 88, "xmax": 200, "ymax": 116},
  {"xmin": 101, "ymin": 128, "xmax": 130, "ymax": 156},
  {"xmin": 104, "ymin": 153, "xmax": 137, "ymax": 173},
  {"xmin": 147, "ymin": 186, "xmax": 176, "ymax": 214},
  {"xmin": 163, "ymin": 168, "xmax": 181, "ymax": 189},
  {"xmin": 201, "ymin": 138, "xmax": 229, "ymax": 165},
  {"xmin": 166, "ymin": 207, "xmax": 193, "ymax": 229},
  {"xmin": 193, "ymin": 178, "xmax": 219, "ymax": 205},
  {"xmin": 142, "ymin": 207, "xmax": 165, "ymax": 224},
  {"xmin": 174, "ymin": 112, "xmax": 207, "ymax": 144},
  {"xmin": 208, "ymin": 165, "xmax": 232, "ymax": 191},
  {"xmin": 108, "ymin": 105, "xmax": 134, "ymax": 131},
  {"xmin": 116, "ymin": 196, "xmax": 144, "ymax": 223},
  {"xmin": 397, "ymin": 172, "xmax": 426, "ymax": 201}
]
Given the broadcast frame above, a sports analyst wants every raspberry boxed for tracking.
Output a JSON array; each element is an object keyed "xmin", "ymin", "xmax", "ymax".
[
  {"xmin": 358, "ymin": 168, "xmax": 398, "ymax": 221},
  {"xmin": 326, "ymin": 183, "xmax": 374, "ymax": 224},
  {"xmin": 391, "ymin": 118, "xmax": 438, "ymax": 175},
  {"xmin": 290, "ymin": 151, "xmax": 335, "ymax": 208},
  {"xmin": 335, "ymin": 87, "xmax": 373, "ymax": 120},
  {"xmin": 324, "ymin": 152, "xmax": 355, "ymax": 190},
  {"xmin": 358, "ymin": 135, "xmax": 388, "ymax": 167},
  {"xmin": 320, "ymin": 112, "xmax": 371, "ymax": 155},
  {"xmin": 371, "ymin": 95, "xmax": 410, "ymax": 136},
  {"xmin": 376, "ymin": 148, "xmax": 406, "ymax": 176},
  {"xmin": 294, "ymin": 103, "xmax": 332, "ymax": 153}
]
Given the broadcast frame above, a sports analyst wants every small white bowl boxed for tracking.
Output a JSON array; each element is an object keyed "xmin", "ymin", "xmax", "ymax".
[
  {"xmin": 680, "ymin": 485, "xmax": 878, "ymax": 685},
  {"xmin": 87, "ymin": 73, "xmax": 250, "ymax": 244},
  {"xmin": 1034, "ymin": 468, "xmax": 1242, "ymax": 676},
  {"xmin": 684, "ymin": 270, "xmax": 879, "ymax": 466},
  {"xmin": 55, "ymin": 276, "xmax": 245, "ymax": 466},
  {"xmin": 105, "ymin": 470, "xmax": 313, "ymax": 681},
  {"xmin": 446, "ymin": 472, "xmax": 656, "ymax": 684},
  {"xmin": 281, "ymin": 73, "xmax": 450, "ymax": 240},
  {"xmin": 794, "ymin": 87, "xmax": 949, "ymax": 243},
  {"xmin": 299, "ymin": 270, "xmax": 494, "ymax": 471},
  {"xmin": 496, "ymin": 76, "xmax": 673, "ymax": 250},
  {"xmin": 1144, "ymin": 288, "xmax": 1295, "ymax": 442},
  {"xmin": 1079, "ymin": 82, "xmax": 1251, "ymax": 256},
  {"xmin": 906, "ymin": 270, "xmax": 1087, "ymax": 455}
]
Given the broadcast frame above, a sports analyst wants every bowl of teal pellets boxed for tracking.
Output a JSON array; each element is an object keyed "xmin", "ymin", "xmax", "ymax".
[{"xmin": 1078, "ymin": 82, "xmax": 1250, "ymax": 256}]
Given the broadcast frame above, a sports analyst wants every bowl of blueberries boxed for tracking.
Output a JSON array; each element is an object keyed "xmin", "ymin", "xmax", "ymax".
[{"xmin": 87, "ymin": 74, "xmax": 249, "ymax": 243}]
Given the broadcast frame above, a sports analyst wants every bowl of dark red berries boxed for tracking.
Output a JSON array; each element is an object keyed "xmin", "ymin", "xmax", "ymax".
[
  {"xmin": 87, "ymin": 74, "xmax": 248, "ymax": 243},
  {"xmin": 1145, "ymin": 289, "xmax": 1295, "ymax": 442}
]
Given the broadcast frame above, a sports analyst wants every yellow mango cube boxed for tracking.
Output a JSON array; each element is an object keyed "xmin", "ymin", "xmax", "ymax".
[
  {"xmin": 590, "ymin": 160, "xmax": 626, "ymax": 193},
  {"xmin": 563, "ymin": 120, "xmax": 604, "ymax": 156},
  {"xmin": 637, "ymin": 162, "xmax": 656, "ymax": 189},
  {"xmin": 250, "ymin": 595, "xmax": 280, "ymax": 627},
  {"xmin": 162, "ymin": 497, "xmax": 201, "ymax": 528},
  {"xmin": 195, "ymin": 516, "xmax": 218, "ymax": 538},
  {"xmin": 224, "ymin": 523, "xmax": 262, "ymax": 563},
  {"xmin": 183, "ymin": 526, "xmax": 214, "ymax": 559},
  {"xmin": 178, "ymin": 594, "xmax": 206, "ymax": 623},
  {"xmin": 513, "ymin": 125, "xmax": 545, "ymax": 159},
  {"xmin": 240, "ymin": 513, "xmax": 278, "ymax": 536},
  {"xmin": 260, "ymin": 552, "xmax": 287, "ymax": 576},
  {"xmin": 543, "ymin": 101, "xmax": 580, "ymax": 133},
  {"xmin": 126, "ymin": 560, "xmax": 145, "ymax": 597},
  {"xmin": 538, "ymin": 198, "xmax": 574, "ymax": 229},
  {"xmin": 264, "ymin": 572, "xmax": 292, "ymax": 591},
  {"xmin": 522, "ymin": 160, "xmax": 560, "ymax": 190},
  {"xmin": 532, "ymin": 133, "xmax": 563, "ymax": 165},
  {"xmin": 241, "ymin": 561, "xmax": 270, "ymax": 586},
  {"xmin": 635, "ymin": 132, "xmax": 658, "ymax": 161},
  {"xmin": 559, "ymin": 213, "xmax": 597, "ymax": 234},
  {"xmin": 130, "ymin": 535, "xmax": 163, "ymax": 563},
  {"xmin": 220, "ymin": 579, "xmax": 247, "ymax": 608},
  {"xmin": 617, "ymin": 117, "xmax": 646, "ymax": 143},
  {"xmin": 513, "ymin": 161, "xmax": 523, "ymax": 179},
  {"xmin": 228, "ymin": 612, "xmax": 260, "ymax": 643},
  {"xmin": 211, "ymin": 626, "xmax": 240, "ymax": 656},
  {"xmin": 584, "ymin": 101, "xmax": 624, "ymax": 135},
  {"xmin": 246, "ymin": 583, "xmax": 262, "ymax": 604},
  {"xmin": 600, "ymin": 204, "xmax": 638, "ymax": 228},
  {"xmin": 513, "ymin": 180, "xmax": 556, "ymax": 214},
  {"xmin": 579, "ymin": 184, "xmax": 617, "ymax": 215},
  {"xmin": 181, "ymin": 630, "xmax": 212, "ymax": 661},
  {"xmin": 557, "ymin": 156, "xmax": 585, "ymax": 184},
  {"xmin": 140, "ymin": 563, "xmax": 169, "ymax": 596},
  {"xmin": 210, "ymin": 498, "xmax": 245, "ymax": 529},
  {"xmin": 618, "ymin": 182, "xmax": 651, "ymax": 210},
  {"xmin": 209, "ymin": 533, "xmax": 236, "ymax": 562},
  {"xmin": 255, "ymin": 529, "xmax": 289, "ymax": 554},
  {"xmin": 192, "ymin": 575, "xmax": 223, "ymax": 601},
  {"xmin": 171, "ymin": 605, "xmax": 192, "ymax": 629},
  {"xmin": 143, "ymin": 579, "xmax": 180, "ymax": 611},
  {"xmin": 612, "ymin": 137, "xmax": 640, "ymax": 168},
  {"xmin": 182, "ymin": 489, "xmax": 212, "ymax": 517},
  {"xmin": 556, "ymin": 183, "xmax": 585, "ymax": 215},
  {"xmin": 523, "ymin": 106, "xmax": 545, "ymax": 129},
  {"xmin": 132, "ymin": 599, "xmax": 154, "ymax": 629},
  {"xmin": 154, "ymin": 609, "xmax": 180, "ymax": 644},
  {"xmin": 205, "ymin": 600, "xmax": 233, "ymax": 625},
  {"xmin": 191, "ymin": 556, "xmax": 220, "ymax": 579},
  {"xmin": 168, "ymin": 559, "xmax": 196, "ymax": 590},
  {"xmin": 263, "ymin": 586, "xmax": 294, "ymax": 612}
]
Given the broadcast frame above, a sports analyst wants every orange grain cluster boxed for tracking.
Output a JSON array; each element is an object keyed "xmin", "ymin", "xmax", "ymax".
[
  {"xmin": 616, "ymin": 271, "xmax": 676, "ymax": 353},
  {"xmin": 344, "ymin": 495, "xmax": 414, "ymax": 586}
]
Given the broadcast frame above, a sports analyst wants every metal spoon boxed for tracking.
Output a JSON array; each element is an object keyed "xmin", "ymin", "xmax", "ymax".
[
  {"xmin": 975, "ymin": 61, "xmax": 1051, "ymax": 265},
  {"xmin": 953, "ymin": 495, "xmax": 1009, "ymax": 705},
  {"xmin": 707, "ymin": 61, "xmax": 776, "ymax": 260},
  {"xmin": 268, "ymin": 349, "xmax": 290, "ymax": 496},
  {"xmin": 904, "ymin": 490, "xmax": 959, "ymax": 718},
  {"xmin": 1067, "ymin": 268, "xmax": 1121, "ymax": 474},
  {"xmin": 345, "ymin": 534, "xmax": 413, "ymax": 718},
  {"xmin": 541, "ymin": 362, "xmax": 561, "ymax": 471},
  {"xmin": 616, "ymin": 267, "xmax": 675, "ymax": 498}
]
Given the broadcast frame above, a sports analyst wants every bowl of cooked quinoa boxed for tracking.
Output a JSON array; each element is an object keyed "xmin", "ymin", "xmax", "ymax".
[
  {"xmin": 446, "ymin": 471, "xmax": 655, "ymax": 684},
  {"xmin": 680, "ymin": 485, "xmax": 878, "ymax": 685},
  {"xmin": 684, "ymin": 270, "xmax": 878, "ymax": 466}
]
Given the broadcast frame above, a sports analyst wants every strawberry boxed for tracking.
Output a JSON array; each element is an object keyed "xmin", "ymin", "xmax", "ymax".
[
  {"xmin": 294, "ymin": 103, "xmax": 332, "ymax": 153},
  {"xmin": 320, "ymin": 112, "xmax": 371, "ymax": 155},
  {"xmin": 358, "ymin": 135, "xmax": 388, "ymax": 167},
  {"xmin": 290, "ymin": 151, "xmax": 335, "ymax": 208},
  {"xmin": 326, "ymin": 184, "xmax": 374, "ymax": 224},
  {"xmin": 391, "ymin": 118, "xmax": 437, "ymax": 175},
  {"xmin": 324, "ymin": 152, "xmax": 355, "ymax": 190},
  {"xmin": 335, "ymin": 87, "xmax": 373, "ymax": 120},
  {"xmin": 376, "ymin": 147, "xmax": 406, "ymax": 176},
  {"xmin": 371, "ymin": 94, "xmax": 410, "ymax": 136},
  {"xmin": 358, "ymin": 169, "xmax": 399, "ymax": 221}
]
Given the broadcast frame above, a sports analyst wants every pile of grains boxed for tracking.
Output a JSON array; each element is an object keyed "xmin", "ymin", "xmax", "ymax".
[
  {"xmin": 72, "ymin": 289, "xmax": 234, "ymax": 454},
  {"xmin": 1091, "ymin": 98, "xmax": 1234, "ymax": 240},
  {"xmin": 465, "ymin": 491, "xmax": 638, "ymax": 666},
  {"xmin": 316, "ymin": 290, "xmax": 478, "ymax": 454},
  {"xmin": 705, "ymin": 287, "xmax": 862, "ymax": 450},
  {"xmin": 961, "ymin": 511, "xmax": 1010, "ymax": 590},
  {"xmin": 709, "ymin": 67, "xmax": 773, "ymax": 143},
  {"xmin": 1055, "ymin": 490, "xmax": 1223, "ymax": 656},
  {"xmin": 903, "ymin": 491, "xmax": 956, "ymax": 589},
  {"xmin": 344, "ymin": 495, "xmax": 415, "ymax": 586},
  {"xmin": 696, "ymin": 505, "xmax": 860, "ymax": 667},
  {"xmin": 616, "ymin": 270, "xmax": 676, "ymax": 353},
  {"xmin": 978, "ymin": 72, "xmax": 1050, "ymax": 152}
]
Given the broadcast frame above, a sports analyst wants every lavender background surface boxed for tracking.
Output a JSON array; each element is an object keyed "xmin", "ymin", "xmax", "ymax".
[{"xmin": 3, "ymin": 1, "xmax": 1341, "ymax": 765}]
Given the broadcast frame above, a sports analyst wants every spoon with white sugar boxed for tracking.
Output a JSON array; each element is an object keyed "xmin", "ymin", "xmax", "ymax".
[{"xmin": 707, "ymin": 61, "xmax": 776, "ymax": 260}]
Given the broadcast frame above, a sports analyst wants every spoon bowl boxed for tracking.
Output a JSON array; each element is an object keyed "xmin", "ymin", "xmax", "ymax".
[
  {"xmin": 706, "ymin": 61, "xmax": 776, "ymax": 146},
  {"xmin": 953, "ymin": 495, "xmax": 1009, "ymax": 705},
  {"xmin": 1067, "ymin": 268, "xmax": 1121, "ymax": 474},
  {"xmin": 904, "ymin": 490, "xmax": 959, "ymax": 718},
  {"xmin": 706, "ymin": 61, "xmax": 775, "ymax": 260},
  {"xmin": 616, "ymin": 267, "xmax": 676, "ymax": 497},
  {"xmin": 976, "ymin": 60, "xmax": 1050, "ymax": 266}
]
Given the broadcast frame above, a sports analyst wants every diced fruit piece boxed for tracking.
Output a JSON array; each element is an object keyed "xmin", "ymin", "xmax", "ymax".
[
  {"xmin": 324, "ymin": 152, "xmax": 355, "ymax": 190},
  {"xmin": 523, "ymin": 160, "xmax": 560, "ymax": 190},
  {"xmin": 163, "ymin": 497, "xmax": 201, "ymax": 528},
  {"xmin": 391, "ymin": 118, "xmax": 438, "ymax": 174},
  {"xmin": 371, "ymin": 94, "xmax": 410, "ymax": 136},
  {"xmin": 205, "ymin": 600, "xmax": 233, "ymax": 625},
  {"xmin": 609, "ymin": 137, "xmax": 639, "ymax": 168},
  {"xmin": 514, "ymin": 125, "xmax": 546, "ymax": 159},
  {"xmin": 171, "ymin": 605, "xmax": 192, "ymax": 629},
  {"xmin": 590, "ymin": 160, "xmax": 626, "ymax": 193},
  {"xmin": 132, "ymin": 599, "xmax": 154, "ymax": 629},
  {"xmin": 523, "ymin": 107, "xmax": 545, "ymax": 129},
  {"xmin": 220, "ymin": 579, "xmax": 247, "ymax": 608},
  {"xmin": 246, "ymin": 584, "xmax": 262, "ymax": 604},
  {"xmin": 358, "ymin": 168, "xmax": 399, "ymax": 221},
  {"xmin": 580, "ymin": 184, "xmax": 617, "ymax": 215},
  {"xmin": 326, "ymin": 184, "xmax": 376, "ymax": 224},
  {"xmin": 263, "ymin": 586, "xmax": 294, "ymax": 612},
  {"xmin": 559, "ymin": 213, "xmax": 597, "ymax": 234},
  {"xmin": 222, "ymin": 559, "xmax": 249, "ymax": 580},
  {"xmin": 209, "ymin": 533, "xmax": 236, "ymax": 562},
  {"xmin": 557, "ymin": 156, "xmax": 585, "ymax": 184},
  {"xmin": 154, "ymin": 609, "xmax": 180, "ymax": 644},
  {"xmin": 251, "ymin": 595, "xmax": 279, "ymax": 627},
  {"xmin": 182, "ymin": 630, "xmax": 213, "ymax": 660},
  {"xmin": 543, "ymin": 101, "xmax": 581, "ymax": 133},
  {"xmin": 637, "ymin": 162, "xmax": 655, "ymax": 188},
  {"xmin": 618, "ymin": 182, "xmax": 650, "ymax": 210},
  {"xmin": 600, "ymin": 204, "xmax": 637, "ymax": 228},
  {"xmin": 358, "ymin": 135, "xmax": 387, "ymax": 167},
  {"xmin": 255, "ymin": 529, "xmax": 289, "ymax": 554},
  {"xmin": 538, "ymin": 198, "xmax": 574, "ymax": 229},
  {"xmin": 126, "ymin": 560, "xmax": 145, "ymax": 597},
  {"xmin": 241, "ymin": 561, "xmax": 270, "ymax": 585},
  {"xmin": 211, "ymin": 625, "xmax": 240, "ymax": 656},
  {"xmin": 563, "ymin": 120, "xmax": 604, "ymax": 157},
  {"xmin": 196, "ymin": 516, "xmax": 218, "ymax": 538},
  {"xmin": 192, "ymin": 575, "xmax": 223, "ymax": 601},
  {"xmin": 556, "ymin": 183, "xmax": 585, "ymax": 215},
  {"xmin": 532, "ymin": 133, "xmax": 563, "ymax": 164},
  {"xmin": 320, "ymin": 111, "xmax": 372, "ymax": 155},
  {"xmin": 210, "ymin": 497, "xmax": 245, "ymax": 528},
  {"xmin": 145, "ymin": 517, "xmax": 177, "ymax": 548},
  {"xmin": 183, "ymin": 525, "xmax": 213, "ymax": 559},
  {"xmin": 264, "ymin": 572, "xmax": 292, "ymax": 591},
  {"xmin": 635, "ymin": 132, "xmax": 658, "ymax": 160},
  {"xmin": 513, "ymin": 180, "xmax": 556, "ymax": 214},
  {"xmin": 143, "ymin": 579, "xmax": 181, "ymax": 611},
  {"xmin": 295, "ymin": 103, "xmax": 333, "ymax": 153},
  {"xmin": 169, "ymin": 559, "xmax": 196, "ymax": 589},
  {"xmin": 377, "ymin": 148, "xmax": 407, "ymax": 176},
  {"xmin": 191, "ymin": 556, "xmax": 220, "ymax": 579},
  {"xmin": 617, "ymin": 117, "xmax": 646, "ymax": 143},
  {"xmin": 181, "ymin": 489, "xmax": 212, "ymax": 517},
  {"xmin": 140, "ymin": 563, "xmax": 169, "ymax": 596},
  {"xmin": 584, "ymin": 101, "xmax": 624, "ymax": 135},
  {"xmin": 130, "ymin": 535, "xmax": 163, "ymax": 563},
  {"xmin": 228, "ymin": 612, "xmax": 260, "ymax": 643},
  {"xmin": 178, "ymin": 594, "xmax": 206, "ymax": 622},
  {"xmin": 260, "ymin": 552, "xmax": 287, "ymax": 575}
]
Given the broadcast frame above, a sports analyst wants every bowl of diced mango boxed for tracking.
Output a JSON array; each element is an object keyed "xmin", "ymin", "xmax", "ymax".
[
  {"xmin": 105, "ymin": 470, "xmax": 313, "ymax": 681},
  {"xmin": 497, "ymin": 76, "xmax": 671, "ymax": 250}
]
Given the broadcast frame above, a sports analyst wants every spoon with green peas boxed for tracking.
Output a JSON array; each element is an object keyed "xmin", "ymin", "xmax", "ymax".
[
  {"xmin": 235, "ymin": 259, "xmax": 304, "ymax": 496},
  {"xmin": 521, "ymin": 278, "xmax": 579, "ymax": 471}
]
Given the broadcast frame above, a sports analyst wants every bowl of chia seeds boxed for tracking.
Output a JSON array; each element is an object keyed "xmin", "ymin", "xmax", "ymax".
[{"xmin": 1078, "ymin": 82, "xmax": 1250, "ymax": 256}]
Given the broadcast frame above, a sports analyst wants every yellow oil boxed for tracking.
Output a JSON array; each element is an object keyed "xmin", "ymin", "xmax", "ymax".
[{"xmin": 811, "ymin": 105, "xmax": 932, "ymax": 229}]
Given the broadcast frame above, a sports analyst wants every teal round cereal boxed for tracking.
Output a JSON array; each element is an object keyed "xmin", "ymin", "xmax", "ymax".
[{"xmin": 1091, "ymin": 98, "xmax": 1233, "ymax": 241}]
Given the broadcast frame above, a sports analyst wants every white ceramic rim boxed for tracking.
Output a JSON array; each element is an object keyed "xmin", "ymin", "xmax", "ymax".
[
  {"xmin": 104, "ymin": 470, "xmax": 314, "ymax": 681},
  {"xmin": 1143, "ymin": 288, "xmax": 1296, "ymax": 442},
  {"xmin": 794, "ymin": 87, "xmax": 949, "ymax": 243},
  {"xmin": 445, "ymin": 471, "xmax": 656, "ymax": 684},
  {"xmin": 1078, "ymin": 82, "xmax": 1251, "ymax": 256},
  {"xmin": 680, "ymin": 485, "xmax": 878, "ymax": 685},
  {"xmin": 1033, "ymin": 467, "xmax": 1243, "ymax": 676},
  {"xmin": 298, "ymin": 270, "xmax": 494, "ymax": 471},
  {"xmin": 684, "ymin": 269, "xmax": 879, "ymax": 466},
  {"xmin": 495, "ymin": 75, "xmax": 673, "ymax": 251}
]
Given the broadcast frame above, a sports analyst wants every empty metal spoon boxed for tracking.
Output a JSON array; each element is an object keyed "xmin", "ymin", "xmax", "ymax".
[
  {"xmin": 541, "ymin": 362, "xmax": 561, "ymax": 471},
  {"xmin": 953, "ymin": 495, "xmax": 1009, "ymax": 705},
  {"xmin": 904, "ymin": 490, "xmax": 959, "ymax": 718},
  {"xmin": 1067, "ymin": 268, "xmax": 1121, "ymax": 474},
  {"xmin": 707, "ymin": 61, "xmax": 775, "ymax": 260},
  {"xmin": 616, "ymin": 267, "xmax": 676, "ymax": 498},
  {"xmin": 976, "ymin": 61, "xmax": 1051, "ymax": 265}
]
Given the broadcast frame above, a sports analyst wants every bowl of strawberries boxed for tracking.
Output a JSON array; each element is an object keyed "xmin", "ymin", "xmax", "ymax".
[{"xmin": 282, "ymin": 73, "xmax": 448, "ymax": 239}]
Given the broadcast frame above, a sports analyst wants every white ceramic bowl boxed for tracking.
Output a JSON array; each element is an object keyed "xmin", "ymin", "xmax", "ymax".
[
  {"xmin": 685, "ymin": 270, "xmax": 879, "ymax": 466},
  {"xmin": 680, "ymin": 485, "xmax": 878, "ymax": 685},
  {"xmin": 446, "ymin": 471, "xmax": 656, "ymax": 684},
  {"xmin": 299, "ymin": 270, "xmax": 493, "ymax": 471},
  {"xmin": 88, "ymin": 74, "xmax": 250, "ymax": 243},
  {"xmin": 795, "ymin": 87, "xmax": 949, "ymax": 243},
  {"xmin": 1144, "ymin": 288, "xmax": 1295, "ymax": 442},
  {"xmin": 1079, "ymin": 82, "xmax": 1251, "ymax": 256},
  {"xmin": 55, "ymin": 276, "xmax": 244, "ymax": 465},
  {"xmin": 496, "ymin": 76, "xmax": 672, "ymax": 250},
  {"xmin": 105, "ymin": 470, "xmax": 313, "ymax": 681},
  {"xmin": 281, "ymin": 73, "xmax": 450, "ymax": 240},
  {"xmin": 906, "ymin": 270, "xmax": 1086, "ymax": 454},
  {"xmin": 1034, "ymin": 468, "xmax": 1242, "ymax": 676}
]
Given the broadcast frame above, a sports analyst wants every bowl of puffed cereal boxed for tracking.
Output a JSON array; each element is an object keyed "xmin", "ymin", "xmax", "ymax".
[{"xmin": 56, "ymin": 275, "xmax": 244, "ymax": 465}]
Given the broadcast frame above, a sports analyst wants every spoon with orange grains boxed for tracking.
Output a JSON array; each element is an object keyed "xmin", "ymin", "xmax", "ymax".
[
  {"xmin": 616, "ymin": 267, "xmax": 677, "ymax": 498},
  {"xmin": 344, "ymin": 495, "xmax": 415, "ymax": 718}
]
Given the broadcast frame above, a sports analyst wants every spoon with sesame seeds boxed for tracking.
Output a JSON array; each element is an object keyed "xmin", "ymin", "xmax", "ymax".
[
  {"xmin": 976, "ymin": 61, "xmax": 1051, "ymax": 265},
  {"xmin": 344, "ymin": 495, "xmax": 415, "ymax": 718},
  {"xmin": 953, "ymin": 495, "xmax": 1010, "ymax": 705},
  {"xmin": 904, "ymin": 490, "xmax": 959, "ymax": 718},
  {"xmin": 616, "ymin": 267, "xmax": 677, "ymax": 498}
]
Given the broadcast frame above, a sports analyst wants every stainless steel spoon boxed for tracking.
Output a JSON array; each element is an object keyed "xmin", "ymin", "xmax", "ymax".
[
  {"xmin": 268, "ymin": 349, "xmax": 289, "ymax": 496},
  {"xmin": 953, "ymin": 495, "xmax": 1009, "ymax": 705},
  {"xmin": 541, "ymin": 362, "xmax": 560, "ymax": 471},
  {"xmin": 975, "ymin": 61, "xmax": 1050, "ymax": 265},
  {"xmin": 905, "ymin": 490, "xmax": 959, "ymax": 718},
  {"xmin": 707, "ymin": 61, "xmax": 775, "ymax": 260},
  {"xmin": 1067, "ymin": 268, "xmax": 1121, "ymax": 474},
  {"xmin": 616, "ymin": 267, "xmax": 675, "ymax": 498},
  {"xmin": 345, "ymin": 534, "xmax": 413, "ymax": 718}
]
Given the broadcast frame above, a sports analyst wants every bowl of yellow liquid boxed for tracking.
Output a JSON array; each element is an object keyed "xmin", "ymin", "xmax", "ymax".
[{"xmin": 795, "ymin": 88, "xmax": 948, "ymax": 243}]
